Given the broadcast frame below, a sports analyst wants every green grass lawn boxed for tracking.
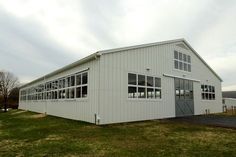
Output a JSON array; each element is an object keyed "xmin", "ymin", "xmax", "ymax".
[{"xmin": 0, "ymin": 110, "xmax": 236, "ymax": 157}]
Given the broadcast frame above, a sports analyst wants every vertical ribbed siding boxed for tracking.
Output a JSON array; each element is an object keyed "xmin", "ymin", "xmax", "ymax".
[
  {"xmin": 19, "ymin": 59, "xmax": 100, "ymax": 124},
  {"xmin": 99, "ymin": 44, "xmax": 176, "ymax": 124},
  {"xmin": 99, "ymin": 42, "xmax": 222, "ymax": 124}
]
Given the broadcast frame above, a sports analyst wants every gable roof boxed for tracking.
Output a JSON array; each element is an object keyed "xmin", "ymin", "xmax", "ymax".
[
  {"xmin": 99, "ymin": 38, "xmax": 223, "ymax": 82},
  {"xmin": 21, "ymin": 38, "xmax": 222, "ymax": 89}
]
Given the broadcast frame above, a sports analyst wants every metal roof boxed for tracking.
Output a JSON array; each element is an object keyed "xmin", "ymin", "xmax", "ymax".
[{"xmin": 21, "ymin": 38, "xmax": 222, "ymax": 89}]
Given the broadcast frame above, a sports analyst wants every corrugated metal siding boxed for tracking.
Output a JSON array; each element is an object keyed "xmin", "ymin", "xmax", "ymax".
[
  {"xmin": 168, "ymin": 42, "xmax": 222, "ymax": 115},
  {"xmin": 19, "ymin": 59, "xmax": 100, "ymax": 124},
  {"xmin": 99, "ymin": 44, "xmax": 176, "ymax": 124},
  {"xmin": 99, "ymin": 42, "xmax": 222, "ymax": 124}
]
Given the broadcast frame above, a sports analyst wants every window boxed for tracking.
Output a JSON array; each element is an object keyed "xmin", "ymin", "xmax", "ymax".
[
  {"xmin": 76, "ymin": 87, "xmax": 81, "ymax": 98},
  {"xmin": 82, "ymin": 86, "xmax": 87, "ymax": 97},
  {"xmin": 201, "ymin": 84, "xmax": 215, "ymax": 100},
  {"xmin": 138, "ymin": 75, "xmax": 145, "ymax": 86},
  {"xmin": 82, "ymin": 73, "xmax": 88, "ymax": 84},
  {"xmin": 76, "ymin": 74, "xmax": 81, "ymax": 85},
  {"xmin": 69, "ymin": 88, "xmax": 75, "ymax": 98},
  {"xmin": 147, "ymin": 76, "xmax": 154, "ymax": 87},
  {"xmin": 174, "ymin": 50, "xmax": 191, "ymax": 72},
  {"xmin": 128, "ymin": 73, "xmax": 136, "ymax": 85},
  {"xmin": 20, "ymin": 71, "xmax": 89, "ymax": 101},
  {"xmin": 128, "ymin": 73, "xmax": 161, "ymax": 99},
  {"xmin": 175, "ymin": 79, "xmax": 193, "ymax": 100},
  {"xmin": 128, "ymin": 87, "xmax": 137, "ymax": 98},
  {"xmin": 71, "ymin": 76, "xmax": 75, "ymax": 86},
  {"xmin": 75, "ymin": 72, "xmax": 88, "ymax": 98},
  {"xmin": 138, "ymin": 87, "xmax": 146, "ymax": 98}
]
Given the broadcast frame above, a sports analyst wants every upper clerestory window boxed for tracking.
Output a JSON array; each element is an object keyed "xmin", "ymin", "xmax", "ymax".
[{"xmin": 174, "ymin": 50, "xmax": 191, "ymax": 72}]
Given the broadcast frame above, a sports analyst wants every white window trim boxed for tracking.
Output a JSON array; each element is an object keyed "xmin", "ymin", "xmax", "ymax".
[{"xmin": 127, "ymin": 72, "xmax": 162, "ymax": 101}]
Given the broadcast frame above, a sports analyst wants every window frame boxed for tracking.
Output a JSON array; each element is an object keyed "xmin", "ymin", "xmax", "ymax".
[
  {"xmin": 201, "ymin": 84, "xmax": 216, "ymax": 101},
  {"xmin": 173, "ymin": 50, "xmax": 192, "ymax": 73},
  {"xmin": 20, "ymin": 70, "xmax": 89, "ymax": 102},
  {"xmin": 128, "ymin": 72, "xmax": 162, "ymax": 100}
]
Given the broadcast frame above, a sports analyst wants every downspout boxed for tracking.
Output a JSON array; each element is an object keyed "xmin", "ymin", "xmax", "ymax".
[
  {"xmin": 44, "ymin": 76, "xmax": 47, "ymax": 115},
  {"xmin": 96, "ymin": 52, "xmax": 101, "ymax": 124}
]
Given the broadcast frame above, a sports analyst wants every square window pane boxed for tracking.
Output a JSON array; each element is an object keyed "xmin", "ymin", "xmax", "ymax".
[
  {"xmin": 188, "ymin": 64, "xmax": 191, "ymax": 72},
  {"xmin": 174, "ymin": 60, "xmax": 178, "ymax": 69},
  {"xmin": 59, "ymin": 80, "xmax": 62, "ymax": 89},
  {"xmin": 201, "ymin": 85, "xmax": 204, "ymax": 92},
  {"xmin": 179, "ymin": 62, "xmax": 183, "ymax": 70},
  {"xmin": 70, "ymin": 88, "xmax": 75, "ymax": 98},
  {"xmin": 55, "ymin": 91, "xmax": 57, "ymax": 99},
  {"xmin": 205, "ymin": 93, "xmax": 209, "ymax": 100},
  {"xmin": 138, "ymin": 75, "xmax": 145, "ymax": 86},
  {"xmin": 71, "ymin": 76, "xmax": 75, "ymax": 86},
  {"xmin": 66, "ymin": 89, "xmax": 69, "ymax": 99},
  {"xmin": 187, "ymin": 55, "xmax": 191, "ymax": 63},
  {"xmin": 184, "ymin": 80, "xmax": 189, "ymax": 90},
  {"xmin": 179, "ymin": 52, "xmax": 183, "ymax": 60},
  {"xmin": 54, "ymin": 81, "xmax": 58, "ymax": 89},
  {"xmin": 52, "ymin": 92, "xmax": 55, "ymax": 99},
  {"xmin": 82, "ymin": 73, "xmax": 88, "ymax": 84},
  {"xmin": 128, "ymin": 73, "xmax": 137, "ymax": 85},
  {"xmin": 180, "ymin": 79, "xmax": 184, "ymax": 90},
  {"xmin": 183, "ymin": 54, "xmax": 187, "ymax": 62},
  {"xmin": 138, "ymin": 87, "xmax": 146, "ymax": 98},
  {"xmin": 213, "ymin": 94, "xmax": 215, "ymax": 100},
  {"xmin": 67, "ymin": 77, "xmax": 71, "ymax": 87},
  {"xmin": 155, "ymin": 89, "xmax": 161, "ymax": 99},
  {"xmin": 82, "ymin": 86, "xmax": 87, "ymax": 97},
  {"xmin": 155, "ymin": 77, "xmax": 161, "ymax": 87},
  {"xmin": 175, "ymin": 78, "xmax": 180, "ymax": 89},
  {"xmin": 62, "ymin": 79, "xmax": 66, "ymax": 88},
  {"xmin": 180, "ymin": 89, "xmax": 184, "ymax": 99},
  {"xmin": 176, "ymin": 89, "xmax": 180, "ymax": 99},
  {"xmin": 184, "ymin": 63, "xmax": 187, "ymax": 71},
  {"xmin": 76, "ymin": 74, "xmax": 81, "ymax": 85},
  {"xmin": 147, "ymin": 76, "xmax": 154, "ymax": 87},
  {"xmin": 209, "ymin": 93, "xmax": 212, "ymax": 100},
  {"xmin": 185, "ymin": 90, "xmax": 190, "ymax": 99},
  {"xmin": 147, "ymin": 88, "xmax": 154, "ymax": 98},
  {"xmin": 76, "ymin": 87, "xmax": 81, "ymax": 98},
  {"xmin": 202, "ymin": 93, "xmax": 205, "ymax": 99},
  {"xmin": 212, "ymin": 86, "xmax": 215, "ymax": 93},
  {"xmin": 209, "ymin": 86, "xmax": 212, "ymax": 92},
  {"xmin": 174, "ymin": 51, "xmax": 178, "ymax": 59},
  {"xmin": 128, "ymin": 86, "xmax": 137, "ymax": 98}
]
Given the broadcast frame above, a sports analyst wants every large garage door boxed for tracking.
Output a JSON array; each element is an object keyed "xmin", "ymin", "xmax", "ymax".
[{"xmin": 175, "ymin": 78, "xmax": 194, "ymax": 117}]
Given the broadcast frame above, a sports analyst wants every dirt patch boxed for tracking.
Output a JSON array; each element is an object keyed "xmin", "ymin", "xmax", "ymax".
[
  {"xmin": 10, "ymin": 110, "xmax": 27, "ymax": 115},
  {"xmin": 30, "ymin": 114, "xmax": 47, "ymax": 119},
  {"xmin": 44, "ymin": 134, "xmax": 63, "ymax": 141}
]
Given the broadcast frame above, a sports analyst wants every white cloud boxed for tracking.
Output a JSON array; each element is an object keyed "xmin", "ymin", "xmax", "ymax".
[{"xmin": 0, "ymin": 0, "xmax": 236, "ymax": 90}]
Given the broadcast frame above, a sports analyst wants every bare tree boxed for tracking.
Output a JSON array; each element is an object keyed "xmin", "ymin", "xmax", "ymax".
[{"xmin": 0, "ymin": 71, "xmax": 19, "ymax": 112}]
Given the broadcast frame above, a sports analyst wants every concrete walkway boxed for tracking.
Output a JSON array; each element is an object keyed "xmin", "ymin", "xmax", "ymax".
[{"xmin": 171, "ymin": 115, "xmax": 236, "ymax": 129}]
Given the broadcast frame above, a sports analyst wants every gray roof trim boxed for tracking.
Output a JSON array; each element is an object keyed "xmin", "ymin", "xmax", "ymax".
[
  {"xmin": 20, "ymin": 52, "xmax": 101, "ymax": 88},
  {"xmin": 100, "ymin": 38, "xmax": 185, "ymax": 54},
  {"xmin": 99, "ymin": 38, "xmax": 223, "ymax": 82}
]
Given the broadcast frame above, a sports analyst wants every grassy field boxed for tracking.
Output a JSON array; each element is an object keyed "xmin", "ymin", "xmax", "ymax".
[{"xmin": 0, "ymin": 110, "xmax": 236, "ymax": 157}]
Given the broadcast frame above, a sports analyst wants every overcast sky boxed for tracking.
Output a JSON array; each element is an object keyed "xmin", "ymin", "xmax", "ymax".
[{"xmin": 0, "ymin": 0, "xmax": 236, "ymax": 91}]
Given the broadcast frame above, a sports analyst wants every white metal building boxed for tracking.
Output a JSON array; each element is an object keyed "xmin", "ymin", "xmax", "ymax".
[
  {"xmin": 19, "ymin": 39, "xmax": 223, "ymax": 125},
  {"xmin": 222, "ymin": 98, "xmax": 236, "ymax": 109}
]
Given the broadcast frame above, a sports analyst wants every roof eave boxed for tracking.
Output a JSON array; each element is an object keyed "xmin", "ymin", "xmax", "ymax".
[{"xmin": 20, "ymin": 52, "xmax": 101, "ymax": 89}]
